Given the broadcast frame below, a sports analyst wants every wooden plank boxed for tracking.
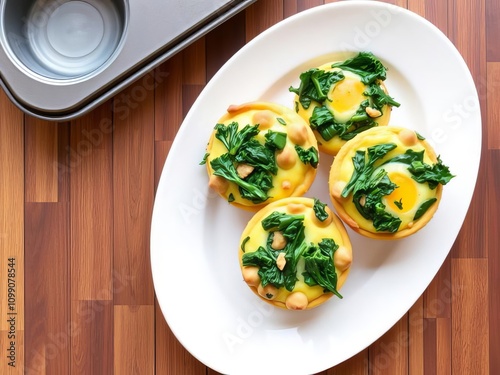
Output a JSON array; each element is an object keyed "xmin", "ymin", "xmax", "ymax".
[
  {"xmin": 487, "ymin": 62, "xmax": 500, "ymax": 149},
  {"xmin": 296, "ymin": 0, "xmax": 324, "ymax": 12},
  {"xmin": 447, "ymin": 0, "xmax": 487, "ymax": 262},
  {"xmin": 436, "ymin": 317, "xmax": 452, "ymax": 375},
  {"xmin": 327, "ymin": 350, "xmax": 368, "ymax": 375},
  {"xmin": 70, "ymin": 102, "xmax": 113, "ymax": 301},
  {"xmin": 488, "ymin": 150, "xmax": 500, "ymax": 372},
  {"xmin": 206, "ymin": 11, "xmax": 245, "ymax": 80},
  {"xmin": 451, "ymin": 258, "xmax": 489, "ymax": 374},
  {"xmin": 25, "ymin": 202, "xmax": 69, "ymax": 375},
  {"xmin": 423, "ymin": 318, "xmax": 436, "ymax": 375},
  {"xmin": 448, "ymin": 0, "xmax": 486, "ymax": 83},
  {"xmin": 369, "ymin": 315, "xmax": 408, "ymax": 375},
  {"xmin": 245, "ymin": 0, "xmax": 283, "ymax": 43},
  {"xmin": 183, "ymin": 38, "xmax": 207, "ymax": 86},
  {"xmin": 407, "ymin": 0, "xmax": 425, "ymax": 17},
  {"xmin": 486, "ymin": 0, "xmax": 500, "ymax": 61},
  {"xmin": 70, "ymin": 300, "xmax": 114, "ymax": 374},
  {"xmin": 0, "ymin": 91, "xmax": 24, "ymax": 375},
  {"xmin": 425, "ymin": 0, "xmax": 448, "ymax": 33},
  {"xmin": 408, "ymin": 296, "xmax": 424, "ymax": 375},
  {"xmin": 24, "ymin": 118, "xmax": 58, "ymax": 203},
  {"xmin": 114, "ymin": 305, "xmax": 154, "ymax": 374},
  {"xmin": 112, "ymin": 79, "xmax": 155, "ymax": 306},
  {"xmin": 154, "ymin": 56, "xmax": 183, "ymax": 143},
  {"xmin": 424, "ymin": 255, "xmax": 452, "ymax": 318}
]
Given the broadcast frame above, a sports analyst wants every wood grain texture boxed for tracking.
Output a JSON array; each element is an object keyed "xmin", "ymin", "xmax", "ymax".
[
  {"xmin": 1, "ymin": 0, "xmax": 497, "ymax": 374},
  {"xmin": 0, "ymin": 90, "xmax": 24, "ymax": 375},
  {"xmin": 452, "ymin": 259, "xmax": 489, "ymax": 374},
  {"xmin": 112, "ymin": 80, "xmax": 155, "ymax": 306}
]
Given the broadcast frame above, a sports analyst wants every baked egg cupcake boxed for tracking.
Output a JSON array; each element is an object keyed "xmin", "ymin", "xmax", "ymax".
[
  {"xmin": 204, "ymin": 102, "xmax": 319, "ymax": 211},
  {"xmin": 329, "ymin": 126, "xmax": 455, "ymax": 239},
  {"xmin": 239, "ymin": 197, "xmax": 352, "ymax": 310},
  {"xmin": 289, "ymin": 52, "xmax": 400, "ymax": 155}
]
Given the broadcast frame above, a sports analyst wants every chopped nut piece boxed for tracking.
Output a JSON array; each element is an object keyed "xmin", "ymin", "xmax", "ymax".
[
  {"xmin": 285, "ymin": 292, "xmax": 309, "ymax": 310},
  {"xmin": 359, "ymin": 195, "xmax": 366, "ymax": 207},
  {"xmin": 365, "ymin": 106, "xmax": 382, "ymax": 118},
  {"xmin": 271, "ymin": 231, "xmax": 287, "ymax": 250},
  {"xmin": 276, "ymin": 252, "xmax": 286, "ymax": 271},
  {"xmin": 399, "ymin": 128, "xmax": 418, "ymax": 146},
  {"xmin": 208, "ymin": 175, "xmax": 229, "ymax": 194},
  {"xmin": 236, "ymin": 163, "xmax": 254, "ymax": 178},
  {"xmin": 334, "ymin": 246, "xmax": 352, "ymax": 272},
  {"xmin": 242, "ymin": 266, "xmax": 261, "ymax": 287},
  {"xmin": 276, "ymin": 147, "xmax": 296, "ymax": 170},
  {"xmin": 288, "ymin": 121, "xmax": 308, "ymax": 145}
]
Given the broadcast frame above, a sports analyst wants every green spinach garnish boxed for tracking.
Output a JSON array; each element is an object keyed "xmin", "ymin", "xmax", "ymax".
[
  {"xmin": 214, "ymin": 122, "xmax": 259, "ymax": 156},
  {"xmin": 295, "ymin": 145, "xmax": 319, "ymax": 168},
  {"xmin": 383, "ymin": 149, "xmax": 455, "ymax": 189},
  {"xmin": 413, "ymin": 198, "xmax": 437, "ymax": 220},
  {"xmin": 302, "ymin": 238, "xmax": 342, "ymax": 298},
  {"xmin": 341, "ymin": 143, "xmax": 454, "ymax": 232},
  {"xmin": 309, "ymin": 101, "xmax": 378, "ymax": 141},
  {"xmin": 330, "ymin": 51, "xmax": 388, "ymax": 84},
  {"xmin": 210, "ymin": 154, "xmax": 269, "ymax": 203},
  {"xmin": 289, "ymin": 69, "xmax": 345, "ymax": 109},
  {"xmin": 313, "ymin": 198, "xmax": 329, "ymax": 222}
]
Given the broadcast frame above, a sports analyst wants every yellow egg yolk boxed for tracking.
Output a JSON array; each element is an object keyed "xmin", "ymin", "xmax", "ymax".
[
  {"xmin": 330, "ymin": 76, "xmax": 366, "ymax": 113},
  {"xmin": 386, "ymin": 172, "xmax": 418, "ymax": 213}
]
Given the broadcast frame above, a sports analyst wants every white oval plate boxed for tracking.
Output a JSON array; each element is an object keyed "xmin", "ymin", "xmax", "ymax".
[{"xmin": 151, "ymin": 2, "xmax": 481, "ymax": 374}]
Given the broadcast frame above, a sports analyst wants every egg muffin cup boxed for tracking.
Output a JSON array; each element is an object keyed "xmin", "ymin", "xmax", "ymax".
[
  {"xmin": 329, "ymin": 126, "xmax": 454, "ymax": 239},
  {"xmin": 205, "ymin": 102, "xmax": 319, "ymax": 211},
  {"xmin": 290, "ymin": 52, "xmax": 400, "ymax": 155},
  {"xmin": 239, "ymin": 197, "xmax": 352, "ymax": 310}
]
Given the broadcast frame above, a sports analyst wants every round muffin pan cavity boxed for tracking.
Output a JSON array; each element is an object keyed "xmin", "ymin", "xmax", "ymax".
[{"xmin": 2, "ymin": 0, "xmax": 128, "ymax": 80}]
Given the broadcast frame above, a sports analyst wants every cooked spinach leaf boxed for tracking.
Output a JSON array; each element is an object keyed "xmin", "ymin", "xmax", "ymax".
[
  {"xmin": 261, "ymin": 211, "xmax": 305, "ymax": 232},
  {"xmin": 295, "ymin": 145, "xmax": 319, "ymax": 168},
  {"xmin": 330, "ymin": 51, "xmax": 387, "ymax": 84},
  {"xmin": 264, "ymin": 130, "xmax": 287, "ymax": 151},
  {"xmin": 310, "ymin": 102, "xmax": 379, "ymax": 141},
  {"xmin": 210, "ymin": 154, "xmax": 269, "ymax": 203},
  {"xmin": 382, "ymin": 149, "xmax": 454, "ymax": 190},
  {"xmin": 341, "ymin": 143, "xmax": 397, "ymax": 198},
  {"xmin": 363, "ymin": 83, "xmax": 401, "ymax": 109},
  {"xmin": 302, "ymin": 238, "xmax": 342, "ymax": 298},
  {"xmin": 313, "ymin": 198, "xmax": 329, "ymax": 222},
  {"xmin": 413, "ymin": 198, "xmax": 437, "ymax": 220},
  {"xmin": 242, "ymin": 245, "xmax": 284, "ymax": 288},
  {"xmin": 214, "ymin": 122, "xmax": 259, "ymax": 156},
  {"xmin": 235, "ymin": 139, "xmax": 277, "ymax": 174},
  {"xmin": 341, "ymin": 143, "xmax": 403, "ymax": 232},
  {"xmin": 200, "ymin": 152, "xmax": 209, "ymax": 165},
  {"xmin": 289, "ymin": 69, "xmax": 345, "ymax": 109},
  {"xmin": 241, "ymin": 236, "xmax": 250, "ymax": 253},
  {"xmin": 394, "ymin": 199, "xmax": 403, "ymax": 210},
  {"xmin": 408, "ymin": 156, "xmax": 455, "ymax": 189}
]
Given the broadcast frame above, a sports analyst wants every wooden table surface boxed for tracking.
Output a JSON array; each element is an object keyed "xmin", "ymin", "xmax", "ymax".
[{"xmin": 0, "ymin": 0, "xmax": 497, "ymax": 374}]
